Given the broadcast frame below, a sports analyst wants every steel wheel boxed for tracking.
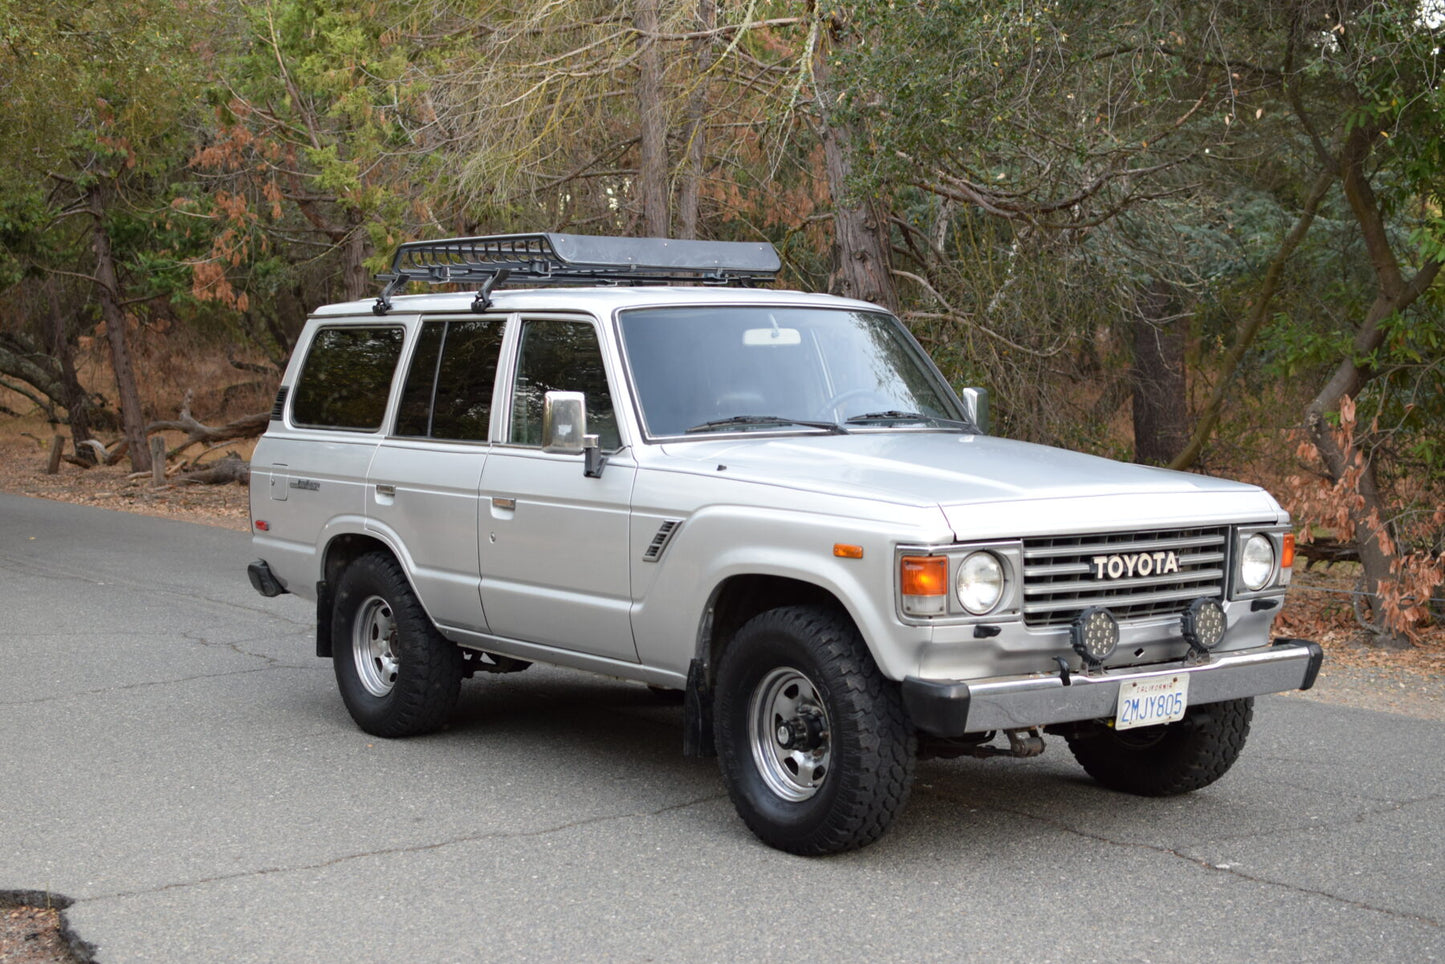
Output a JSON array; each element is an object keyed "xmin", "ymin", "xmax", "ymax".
[
  {"xmin": 331, "ymin": 552, "xmax": 464, "ymax": 737},
  {"xmin": 352, "ymin": 594, "xmax": 400, "ymax": 697},
  {"xmin": 748, "ymin": 666, "xmax": 832, "ymax": 802},
  {"xmin": 715, "ymin": 605, "xmax": 915, "ymax": 854}
]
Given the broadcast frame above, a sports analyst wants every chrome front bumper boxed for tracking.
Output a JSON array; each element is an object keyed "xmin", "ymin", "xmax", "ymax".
[{"xmin": 902, "ymin": 638, "xmax": 1323, "ymax": 737}]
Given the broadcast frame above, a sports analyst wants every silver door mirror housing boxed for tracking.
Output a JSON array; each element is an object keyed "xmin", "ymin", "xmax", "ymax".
[
  {"xmin": 961, "ymin": 387, "xmax": 990, "ymax": 435},
  {"xmin": 543, "ymin": 390, "xmax": 607, "ymax": 477},
  {"xmin": 543, "ymin": 391, "xmax": 587, "ymax": 454}
]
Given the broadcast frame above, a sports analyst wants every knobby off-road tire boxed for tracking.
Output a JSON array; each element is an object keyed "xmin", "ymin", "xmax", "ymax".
[
  {"xmin": 714, "ymin": 605, "xmax": 916, "ymax": 855},
  {"xmin": 1065, "ymin": 697, "xmax": 1254, "ymax": 796},
  {"xmin": 331, "ymin": 551, "xmax": 465, "ymax": 738}
]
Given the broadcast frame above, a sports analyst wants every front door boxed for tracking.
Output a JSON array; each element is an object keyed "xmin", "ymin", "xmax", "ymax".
[{"xmin": 478, "ymin": 316, "xmax": 638, "ymax": 662}]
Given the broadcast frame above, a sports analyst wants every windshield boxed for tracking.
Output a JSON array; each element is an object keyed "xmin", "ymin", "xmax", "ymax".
[{"xmin": 619, "ymin": 306, "xmax": 962, "ymax": 437}]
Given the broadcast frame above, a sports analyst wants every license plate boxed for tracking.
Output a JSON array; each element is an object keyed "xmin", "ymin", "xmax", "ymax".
[{"xmin": 1115, "ymin": 675, "xmax": 1189, "ymax": 731}]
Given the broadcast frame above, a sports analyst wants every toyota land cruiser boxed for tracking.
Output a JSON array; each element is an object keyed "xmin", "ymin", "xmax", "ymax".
[{"xmin": 247, "ymin": 233, "xmax": 1322, "ymax": 854}]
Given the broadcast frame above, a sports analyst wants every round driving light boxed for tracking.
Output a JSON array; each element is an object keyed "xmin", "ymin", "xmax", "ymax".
[
  {"xmin": 1182, "ymin": 597, "xmax": 1227, "ymax": 652},
  {"xmin": 956, "ymin": 551, "xmax": 1005, "ymax": 615},
  {"xmin": 1240, "ymin": 534, "xmax": 1276, "ymax": 591},
  {"xmin": 1070, "ymin": 607, "xmax": 1119, "ymax": 665}
]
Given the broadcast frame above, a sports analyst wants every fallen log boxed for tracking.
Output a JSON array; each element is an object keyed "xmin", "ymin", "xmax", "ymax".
[
  {"xmin": 146, "ymin": 391, "xmax": 269, "ymax": 459},
  {"xmin": 71, "ymin": 437, "xmax": 129, "ymax": 466},
  {"xmin": 177, "ymin": 455, "xmax": 250, "ymax": 486},
  {"xmin": 1296, "ymin": 537, "xmax": 1359, "ymax": 570}
]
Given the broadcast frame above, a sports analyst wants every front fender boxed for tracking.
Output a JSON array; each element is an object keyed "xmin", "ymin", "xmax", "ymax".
[{"xmin": 630, "ymin": 502, "xmax": 945, "ymax": 681}]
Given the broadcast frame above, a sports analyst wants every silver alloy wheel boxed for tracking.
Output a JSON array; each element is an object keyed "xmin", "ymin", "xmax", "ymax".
[
  {"xmin": 748, "ymin": 666, "xmax": 831, "ymax": 802},
  {"xmin": 353, "ymin": 594, "xmax": 400, "ymax": 697}
]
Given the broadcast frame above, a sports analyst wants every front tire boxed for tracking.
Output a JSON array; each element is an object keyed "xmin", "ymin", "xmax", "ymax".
[
  {"xmin": 331, "ymin": 552, "xmax": 464, "ymax": 737},
  {"xmin": 714, "ymin": 605, "xmax": 915, "ymax": 855},
  {"xmin": 1065, "ymin": 697, "xmax": 1254, "ymax": 796}
]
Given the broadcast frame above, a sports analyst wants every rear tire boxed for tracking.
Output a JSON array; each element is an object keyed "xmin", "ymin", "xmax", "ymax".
[
  {"xmin": 331, "ymin": 552, "xmax": 464, "ymax": 737},
  {"xmin": 1065, "ymin": 697, "xmax": 1253, "ymax": 796},
  {"xmin": 714, "ymin": 605, "xmax": 915, "ymax": 855}
]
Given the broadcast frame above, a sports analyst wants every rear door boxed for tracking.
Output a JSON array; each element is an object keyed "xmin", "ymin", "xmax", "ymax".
[{"xmin": 367, "ymin": 316, "xmax": 507, "ymax": 633}]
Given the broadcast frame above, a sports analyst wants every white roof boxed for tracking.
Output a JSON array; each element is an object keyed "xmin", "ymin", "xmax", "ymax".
[{"xmin": 310, "ymin": 285, "xmax": 882, "ymax": 318}]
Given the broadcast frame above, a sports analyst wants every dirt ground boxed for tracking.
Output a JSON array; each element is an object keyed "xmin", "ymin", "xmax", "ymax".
[
  {"xmin": 0, "ymin": 899, "xmax": 84, "ymax": 964},
  {"xmin": 1, "ymin": 417, "xmax": 1443, "ymax": 963},
  {"xmin": 0, "ymin": 424, "xmax": 254, "ymax": 532}
]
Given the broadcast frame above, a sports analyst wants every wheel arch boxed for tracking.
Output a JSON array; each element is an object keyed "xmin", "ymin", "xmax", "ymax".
[
  {"xmin": 683, "ymin": 573, "xmax": 857, "ymax": 758},
  {"xmin": 315, "ymin": 532, "xmax": 401, "ymax": 658},
  {"xmin": 698, "ymin": 574, "xmax": 846, "ymax": 678}
]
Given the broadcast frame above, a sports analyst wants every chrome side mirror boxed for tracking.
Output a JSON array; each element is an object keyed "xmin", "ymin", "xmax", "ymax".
[
  {"xmin": 543, "ymin": 391, "xmax": 587, "ymax": 454},
  {"xmin": 961, "ymin": 387, "xmax": 990, "ymax": 435},
  {"xmin": 543, "ymin": 391, "xmax": 607, "ymax": 477}
]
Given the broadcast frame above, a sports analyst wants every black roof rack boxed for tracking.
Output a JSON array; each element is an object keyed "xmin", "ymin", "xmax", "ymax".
[{"xmin": 372, "ymin": 233, "xmax": 780, "ymax": 315}]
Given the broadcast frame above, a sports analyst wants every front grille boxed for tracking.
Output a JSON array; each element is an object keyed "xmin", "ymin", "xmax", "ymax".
[{"xmin": 1021, "ymin": 526, "xmax": 1228, "ymax": 628}]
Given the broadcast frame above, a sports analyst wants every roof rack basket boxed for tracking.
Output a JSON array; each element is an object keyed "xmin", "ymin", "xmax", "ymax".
[{"xmin": 373, "ymin": 233, "xmax": 780, "ymax": 315}]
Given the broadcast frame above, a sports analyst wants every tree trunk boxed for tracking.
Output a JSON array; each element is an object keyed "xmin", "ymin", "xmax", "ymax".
[
  {"xmin": 1131, "ymin": 280, "xmax": 1188, "ymax": 466},
  {"xmin": 813, "ymin": 26, "xmax": 896, "ymax": 312},
  {"xmin": 0, "ymin": 333, "xmax": 67, "ymax": 414},
  {"xmin": 676, "ymin": 0, "xmax": 715, "ymax": 240},
  {"xmin": 46, "ymin": 282, "xmax": 98, "ymax": 462},
  {"xmin": 635, "ymin": 0, "xmax": 670, "ymax": 237},
  {"xmin": 1169, "ymin": 169, "xmax": 1333, "ymax": 471},
  {"xmin": 87, "ymin": 182, "xmax": 151, "ymax": 474},
  {"xmin": 343, "ymin": 226, "xmax": 370, "ymax": 303},
  {"xmin": 1301, "ymin": 127, "xmax": 1444, "ymax": 643}
]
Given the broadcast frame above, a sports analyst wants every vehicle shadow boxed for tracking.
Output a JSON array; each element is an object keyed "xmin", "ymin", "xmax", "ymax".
[
  {"xmin": 431, "ymin": 665, "xmax": 1147, "ymax": 849},
  {"xmin": 443, "ymin": 666, "xmax": 701, "ymax": 775}
]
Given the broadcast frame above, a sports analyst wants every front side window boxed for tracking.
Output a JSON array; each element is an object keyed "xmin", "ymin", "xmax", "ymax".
[
  {"xmin": 291, "ymin": 325, "xmax": 405, "ymax": 430},
  {"xmin": 396, "ymin": 318, "xmax": 505, "ymax": 441},
  {"xmin": 619, "ymin": 306, "xmax": 959, "ymax": 437},
  {"xmin": 508, "ymin": 319, "xmax": 620, "ymax": 449}
]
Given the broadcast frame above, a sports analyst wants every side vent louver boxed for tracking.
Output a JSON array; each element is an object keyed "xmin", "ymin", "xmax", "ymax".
[
  {"xmin": 642, "ymin": 520, "xmax": 681, "ymax": 563},
  {"xmin": 270, "ymin": 386, "xmax": 289, "ymax": 421}
]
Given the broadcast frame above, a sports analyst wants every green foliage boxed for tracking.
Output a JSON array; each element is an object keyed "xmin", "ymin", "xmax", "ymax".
[
  {"xmin": 0, "ymin": 0, "xmax": 211, "ymax": 331},
  {"xmin": 0, "ymin": 0, "xmax": 1438, "ymax": 542}
]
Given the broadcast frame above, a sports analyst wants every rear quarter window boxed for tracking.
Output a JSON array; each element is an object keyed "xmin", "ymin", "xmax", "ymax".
[{"xmin": 291, "ymin": 325, "xmax": 405, "ymax": 430}]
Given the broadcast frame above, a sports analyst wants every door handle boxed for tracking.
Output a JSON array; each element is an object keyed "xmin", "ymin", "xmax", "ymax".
[
  {"xmin": 492, "ymin": 496, "xmax": 516, "ymax": 510},
  {"xmin": 375, "ymin": 483, "xmax": 396, "ymax": 497}
]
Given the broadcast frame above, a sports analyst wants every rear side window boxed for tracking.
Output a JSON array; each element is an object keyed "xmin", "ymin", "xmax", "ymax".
[
  {"xmin": 291, "ymin": 326, "xmax": 405, "ymax": 430},
  {"xmin": 396, "ymin": 319, "xmax": 505, "ymax": 441}
]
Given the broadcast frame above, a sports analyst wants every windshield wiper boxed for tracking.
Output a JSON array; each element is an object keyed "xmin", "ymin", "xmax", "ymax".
[
  {"xmin": 686, "ymin": 415, "xmax": 848, "ymax": 435},
  {"xmin": 845, "ymin": 410, "xmax": 980, "ymax": 432}
]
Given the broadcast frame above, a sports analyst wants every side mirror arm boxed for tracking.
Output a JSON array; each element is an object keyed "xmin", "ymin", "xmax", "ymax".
[{"xmin": 584, "ymin": 435, "xmax": 607, "ymax": 479}]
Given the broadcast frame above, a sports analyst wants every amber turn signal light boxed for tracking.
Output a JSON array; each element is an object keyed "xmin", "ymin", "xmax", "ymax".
[
  {"xmin": 901, "ymin": 555, "xmax": 948, "ymax": 616},
  {"xmin": 901, "ymin": 556, "xmax": 947, "ymax": 595}
]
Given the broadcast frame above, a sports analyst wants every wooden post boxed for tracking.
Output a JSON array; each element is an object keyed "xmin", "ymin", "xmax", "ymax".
[
  {"xmin": 45, "ymin": 434, "xmax": 64, "ymax": 475},
  {"xmin": 149, "ymin": 436, "xmax": 167, "ymax": 486}
]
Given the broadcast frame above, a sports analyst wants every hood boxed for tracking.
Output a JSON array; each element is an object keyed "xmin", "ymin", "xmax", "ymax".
[{"xmin": 659, "ymin": 432, "xmax": 1284, "ymax": 539}]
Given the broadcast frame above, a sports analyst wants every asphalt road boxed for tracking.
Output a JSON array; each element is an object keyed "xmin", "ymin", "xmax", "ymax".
[{"xmin": 1, "ymin": 492, "xmax": 1441, "ymax": 963}]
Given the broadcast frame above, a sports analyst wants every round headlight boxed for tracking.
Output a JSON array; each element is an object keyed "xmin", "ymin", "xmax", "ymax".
[
  {"xmin": 956, "ymin": 551, "xmax": 1005, "ymax": 615},
  {"xmin": 1240, "ymin": 534, "xmax": 1276, "ymax": 591}
]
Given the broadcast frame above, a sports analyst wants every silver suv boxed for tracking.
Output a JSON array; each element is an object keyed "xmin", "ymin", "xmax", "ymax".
[{"xmin": 247, "ymin": 233, "xmax": 1322, "ymax": 854}]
